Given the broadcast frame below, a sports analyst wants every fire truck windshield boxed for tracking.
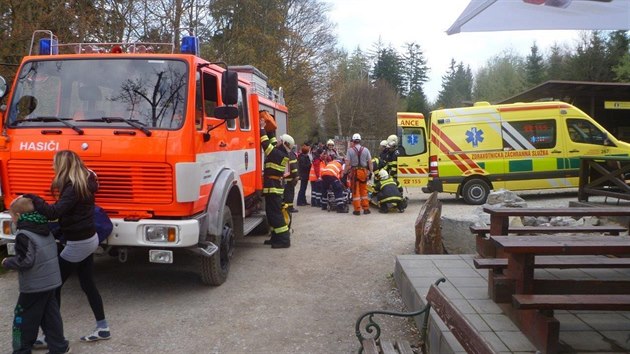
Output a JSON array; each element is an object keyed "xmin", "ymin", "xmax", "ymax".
[{"xmin": 7, "ymin": 58, "xmax": 188, "ymax": 130}]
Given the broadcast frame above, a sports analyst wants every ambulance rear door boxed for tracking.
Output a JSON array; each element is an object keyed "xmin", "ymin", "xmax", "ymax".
[{"xmin": 396, "ymin": 113, "xmax": 428, "ymax": 187}]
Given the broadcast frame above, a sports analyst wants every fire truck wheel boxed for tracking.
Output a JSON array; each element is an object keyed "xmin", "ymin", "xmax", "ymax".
[
  {"xmin": 461, "ymin": 178, "xmax": 490, "ymax": 205},
  {"xmin": 200, "ymin": 207, "xmax": 234, "ymax": 286}
]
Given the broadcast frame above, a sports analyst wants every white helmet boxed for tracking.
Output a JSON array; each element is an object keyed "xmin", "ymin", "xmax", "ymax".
[
  {"xmin": 379, "ymin": 140, "xmax": 387, "ymax": 148},
  {"xmin": 378, "ymin": 169, "xmax": 389, "ymax": 180},
  {"xmin": 387, "ymin": 134, "xmax": 398, "ymax": 145},
  {"xmin": 280, "ymin": 134, "xmax": 295, "ymax": 149},
  {"xmin": 352, "ymin": 133, "xmax": 361, "ymax": 141},
  {"xmin": 387, "ymin": 141, "xmax": 397, "ymax": 148},
  {"xmin": 326, "ymin": 139, "xmax": 335, "ymax": 146}
]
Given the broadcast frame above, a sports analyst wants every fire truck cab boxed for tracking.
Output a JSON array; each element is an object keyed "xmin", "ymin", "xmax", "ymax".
[{"xmin": 0, "ymin": 30, "xmax": 286, "ymax": 285}]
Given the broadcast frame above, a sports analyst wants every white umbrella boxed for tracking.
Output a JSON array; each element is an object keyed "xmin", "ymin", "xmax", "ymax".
[{"xmin": 447, "ymin": 0, "xmax": 630, "ymax": 35}]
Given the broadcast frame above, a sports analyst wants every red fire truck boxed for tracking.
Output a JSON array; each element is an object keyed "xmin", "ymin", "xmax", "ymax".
[{"xmin": 0, "ymin": 30, "xmax": 287, "ymax": 285}]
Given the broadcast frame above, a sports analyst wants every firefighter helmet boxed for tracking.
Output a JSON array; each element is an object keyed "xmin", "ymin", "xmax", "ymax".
[
  {"xmin": 387, "ymin": 134, "xmax": 398, "ymax": 145},
  {"xmin": 327, "ymin": 139, "xmax": 335, "ymax": 146},
  {"xmin": 378, "ymin": 169, "xmax": 389, "ymax": 180},
  {"xmin": 281, "ymin": 134, "xmax": 295, "ymax": 149},
  {"xmin": 380, "ymin": 140, "xmax": 387, "ymax": 148},
  {"xmin": 352, "ymin": 133, "xmax": 361, "ymax": 141}
]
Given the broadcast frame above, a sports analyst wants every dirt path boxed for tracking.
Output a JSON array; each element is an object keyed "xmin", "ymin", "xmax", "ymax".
[{"xmin": 0, "ymin": 189, "xmax": 589, "ymax": 353}]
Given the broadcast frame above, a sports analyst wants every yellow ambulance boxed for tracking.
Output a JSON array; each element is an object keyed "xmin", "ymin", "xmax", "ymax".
[{"xmin": 420, "ymin": 101, "xmax": 630, "ymax": 204}]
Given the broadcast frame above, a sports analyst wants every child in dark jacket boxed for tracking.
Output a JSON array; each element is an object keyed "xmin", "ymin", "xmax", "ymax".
[{"xmin": 1, "ymin": 197, "xmax": 70, "ymax": 354}]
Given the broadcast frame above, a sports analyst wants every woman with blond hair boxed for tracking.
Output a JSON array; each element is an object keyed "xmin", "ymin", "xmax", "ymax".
[{"xmin": 24, "ymin": 150, "xmax": 111, "ymax": 346}]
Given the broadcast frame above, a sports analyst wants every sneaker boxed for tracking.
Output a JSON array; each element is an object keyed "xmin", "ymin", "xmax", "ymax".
[
  {"xmin": 80, "ymin": 327, "xmax": 111, "ymax": 342},
  {"xmin": 33, "ymin": 337, "xmax": 48, "ymax": 350},
  {"xmin": 363, "ymin": 209, "xmax": 371, "ymax": 215},
  {"xmin": 353, "ymin": 211, "xmax": 361, "ymax": 215}
]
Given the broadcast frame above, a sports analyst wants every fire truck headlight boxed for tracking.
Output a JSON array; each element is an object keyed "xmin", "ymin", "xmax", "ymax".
[
  {"xmin": 2, "ymin": 220, "xmax": 15, "ymax": 236},
  {"xmin": 144, "ymin": 225, "xmax": 178, "ymax": 243}
]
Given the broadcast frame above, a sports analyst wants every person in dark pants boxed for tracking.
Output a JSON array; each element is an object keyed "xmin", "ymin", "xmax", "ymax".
[
  {"xmin": 296, "ymin": 144, "xmax": 311, "ymax": 206},
  {"xmin": 24, "ymin": 150, "xmax": 110, "ymax": 346},
  {"xmin": 283, "ymin": 146, "xmax": 299, "ymax": 213},
  {"xmin": 260, "ymin": 111, "xmax": 293, "ymax": 248},
  {"xmin": 1, "ymin": 197, "xmax": 70, "ymax": 354}
]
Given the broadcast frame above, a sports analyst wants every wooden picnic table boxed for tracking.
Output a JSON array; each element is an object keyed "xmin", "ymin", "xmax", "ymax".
[
  {"xmin": 478, "ymin": 206, "xmax": 630, "ymax": 258},
  {"xmin": 483, "ymin": 206, "xmax": 630, "ymax": 237},
  {"xmin": 488, "ymin": 234, "xmax": 630, "ymax": 354}
]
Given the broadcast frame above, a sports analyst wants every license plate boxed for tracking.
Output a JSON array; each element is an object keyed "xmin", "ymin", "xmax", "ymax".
[{"xmin": 7, "ymin": 242, "xmax": 15, "ymax": 256}]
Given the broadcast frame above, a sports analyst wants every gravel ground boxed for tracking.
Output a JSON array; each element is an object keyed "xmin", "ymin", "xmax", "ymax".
[{"xmin": 0, "ymin": 187, "xmax": 608, "ymax": 353}]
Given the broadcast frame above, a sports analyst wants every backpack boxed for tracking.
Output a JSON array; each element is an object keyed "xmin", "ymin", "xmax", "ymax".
[
  {"xmin": 94, "ymin": 205, "xmax": 113, "ymax": 243},
  {"xmin": 49, "ymin": 204, "xmax": 113, "ymax": 244}
]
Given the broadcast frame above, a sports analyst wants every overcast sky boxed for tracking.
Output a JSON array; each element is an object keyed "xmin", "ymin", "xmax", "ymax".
[{"xmin": 328, "ymin": 0, "xmax": 581, "ymax": 103}]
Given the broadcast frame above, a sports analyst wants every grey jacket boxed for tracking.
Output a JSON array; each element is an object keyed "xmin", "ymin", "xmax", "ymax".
[{"xmin": 4, "ymin": 228, "xmax": 61, "ymax": 293}]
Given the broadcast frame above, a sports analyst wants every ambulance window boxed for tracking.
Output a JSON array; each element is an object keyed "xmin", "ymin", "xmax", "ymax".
[
  {"xmin": 567, "ymin": 119, "xmax": 609, "ymax": 146},
  {"xmin": 507, "ymin": 120, "xmax": 556, "ymax": 149},
  {"xmin": 401, "ymin": 127, "xmax": 426, "ymax": 156},
  {"xmin": 238, "ymin": 87, "xmax": 250, "ymax": 131}
]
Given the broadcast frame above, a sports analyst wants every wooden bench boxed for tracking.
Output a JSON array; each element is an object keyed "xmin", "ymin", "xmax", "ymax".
[
  {"xmin": 356, "ymin": 278, "xmax": 498, "ymax": 354},
  {"xmin": 470, "ymin": 224, "xmax": 626, "ymax": 238},
  {"xmin": 513, "ymin": 294, "xmax": 630, "ymax": 311},
  {"xmin": 474, "ymin": 255, "xmax": 630, "ymax": 271}
]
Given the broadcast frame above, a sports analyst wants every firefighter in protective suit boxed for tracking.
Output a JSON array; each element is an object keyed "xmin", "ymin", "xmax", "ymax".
[
  {"xmin": 260, "ymin": 111, "xmax": 293, "ymax": 248},
  {"xmin": 373, "ymin": 169, "xmax": 407, "ymax": 213}
]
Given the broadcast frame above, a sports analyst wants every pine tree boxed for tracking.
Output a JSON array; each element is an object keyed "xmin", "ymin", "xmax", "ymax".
[{"xmin": 525, "ymin": 42, "xmax": 546, "ymax": 87}]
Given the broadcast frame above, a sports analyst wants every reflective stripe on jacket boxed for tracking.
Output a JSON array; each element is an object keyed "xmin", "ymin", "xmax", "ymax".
[{"xmin": 320, "ymin": 160, "xmax": 343, "ymax": 179}]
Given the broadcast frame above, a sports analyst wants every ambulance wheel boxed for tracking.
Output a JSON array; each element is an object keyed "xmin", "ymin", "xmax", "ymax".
[
  {"xmin": 200, "ymin": 208, "xmax": 234, "ymax": 286},
  {"xmin": 461, "ymin": 178, "xmax": 490, "ymax": 205}
]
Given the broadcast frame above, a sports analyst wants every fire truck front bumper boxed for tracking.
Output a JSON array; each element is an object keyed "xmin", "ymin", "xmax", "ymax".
[{"xmin": 0, "ymin": 213, "xmax": 203, "ymax": 248}]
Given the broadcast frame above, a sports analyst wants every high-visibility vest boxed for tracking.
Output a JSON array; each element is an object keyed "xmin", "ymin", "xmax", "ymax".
[{"xmin": 321, "ymin": 160, "xmax": 343, "ymax": 179}]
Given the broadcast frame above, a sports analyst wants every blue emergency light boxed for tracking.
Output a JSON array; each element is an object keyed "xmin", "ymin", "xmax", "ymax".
[
  {"xmin": 181, "ymin": 36, "xmax": 199, "ymax": 55},
  {"xmin": 39, "ymin": 38, "xmax": 58, "ymax": 55}
]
